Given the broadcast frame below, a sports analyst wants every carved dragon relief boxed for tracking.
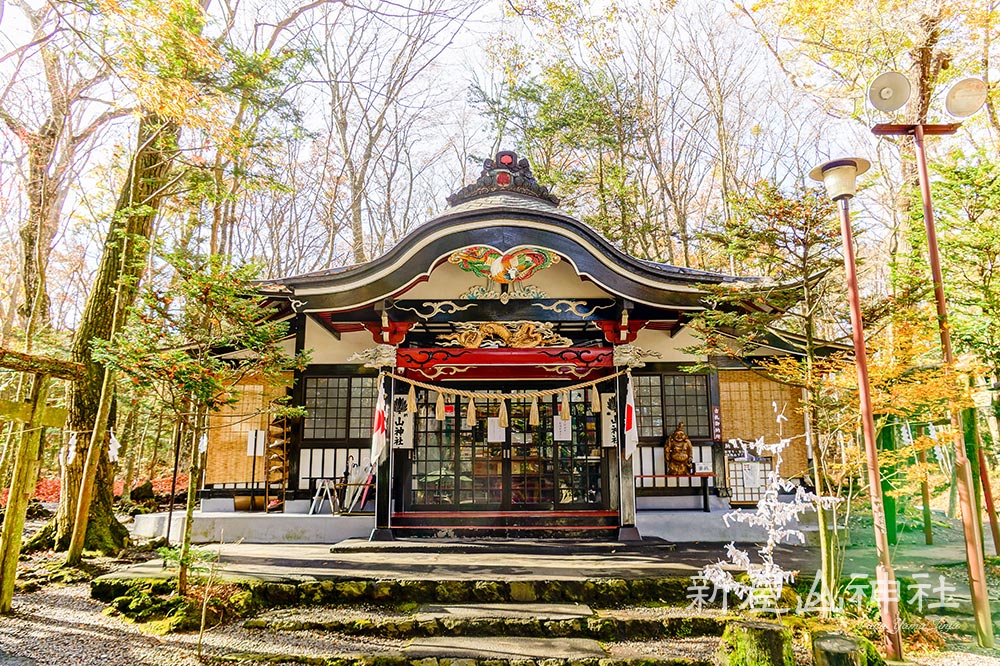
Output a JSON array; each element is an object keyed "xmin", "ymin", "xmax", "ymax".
[{"xmin": 438, "ymin": 321, "xmax": 572, "ymax": 349}]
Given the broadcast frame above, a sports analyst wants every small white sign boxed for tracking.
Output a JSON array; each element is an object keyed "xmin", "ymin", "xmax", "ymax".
[
  {"xmin": 487, "ymin": 417, "xmax": 506, "ymax": 443},
  {"xmin": 601, "ymin": 393, "xmax": 617, "ymax": 448},
  {"xmin": 554, "ymin": 413, "xmax": 573, "ymax": 441},
  {"xmin": 743, "ymin": 461, "xmax": 762, "ymax": 487},
  {"xmin": 246, "ymin": 430, "xmax": 266, "ymax": 457},
  {"xmin": 392, "ymin": 410, "xmax": 414, "ymax": 449},
  {"xmin": 695, "ymin": 461, "xmax": 713, "ymax": 474}
]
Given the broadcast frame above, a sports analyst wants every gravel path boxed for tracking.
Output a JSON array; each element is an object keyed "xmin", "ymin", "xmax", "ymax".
[
  {"xmin": 910, "ymin": 652, "xmax": 1000, "ymax": 666},
  {"xmin": 2, "ymin": 582, "xmax": 997, "ymax": 665},
  {"xmin": 0, "ymin": 583, "xmax": 404, "ymax": 665}
]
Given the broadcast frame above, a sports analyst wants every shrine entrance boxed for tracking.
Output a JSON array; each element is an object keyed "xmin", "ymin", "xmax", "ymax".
[{"xmin": 405, "ymin": 388, "xmax": 605, "ymax": 513}]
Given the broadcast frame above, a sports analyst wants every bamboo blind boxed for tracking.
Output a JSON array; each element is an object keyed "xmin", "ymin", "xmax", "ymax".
[
  {"xmin": 204, "ymin": 374, "xmax": 292, "ymax": 486},
  {"xmin": 718, "ymin": 370, "xmax": 809, "ymax": 478}
]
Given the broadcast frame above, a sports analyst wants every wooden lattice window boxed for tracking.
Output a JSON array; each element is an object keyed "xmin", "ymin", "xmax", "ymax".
[
  {"xmin": 634, "ymin": 373, "xmax": 711, "ymax": 440},
  {"xmin": 302, "ymin": 376, "xmax": 376, "ymax": 441}
]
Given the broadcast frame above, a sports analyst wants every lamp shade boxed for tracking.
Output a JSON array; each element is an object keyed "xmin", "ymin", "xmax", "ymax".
[{"xmin": 808, "ymin": 157, "xmax": 871, "ymax": 201}]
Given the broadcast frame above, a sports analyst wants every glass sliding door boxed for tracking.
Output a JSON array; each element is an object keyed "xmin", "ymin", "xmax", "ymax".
[{"xmin": 407, "ymin": 388, "xmax": 604, "ymax": 511}]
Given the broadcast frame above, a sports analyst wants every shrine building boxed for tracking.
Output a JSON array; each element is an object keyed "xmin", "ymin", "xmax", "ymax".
[{"xmin": 193, "ymin": 151, "xmax": 813, "ymax": 542}]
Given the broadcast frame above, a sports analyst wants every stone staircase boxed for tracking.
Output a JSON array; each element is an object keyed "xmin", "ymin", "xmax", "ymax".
[
  {"xmin": 92, "ymin": 539, "xmax": 810, "ymax": 664},
  {"xmin": 219, "ymin": 579, "xmax": 733, "ymax": 664}
]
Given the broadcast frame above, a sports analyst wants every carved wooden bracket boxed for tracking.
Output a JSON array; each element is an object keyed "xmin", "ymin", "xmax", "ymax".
[
  {"xmin": 362, "ymin": 321, "xmax": 413, "ymax": 345},
  {"xmin": 596, "ymin": 320, "xmax": 647, "ymax": 344}
]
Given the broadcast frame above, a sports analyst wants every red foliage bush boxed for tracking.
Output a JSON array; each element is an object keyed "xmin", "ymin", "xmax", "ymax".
[{"xmin": 0, "ymin": 475, "xmax": 189, "ymax": 506}]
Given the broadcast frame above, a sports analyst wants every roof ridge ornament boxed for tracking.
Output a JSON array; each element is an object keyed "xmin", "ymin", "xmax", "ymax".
[{"xmin": 447, "ymin": 150, "xmax": 560, "ymax": 206}]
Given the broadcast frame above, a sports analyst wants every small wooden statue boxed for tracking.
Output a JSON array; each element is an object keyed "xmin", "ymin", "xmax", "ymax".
[{"xmin": 666, "ymin": 422, "xmax": 693, "ymax": 475}]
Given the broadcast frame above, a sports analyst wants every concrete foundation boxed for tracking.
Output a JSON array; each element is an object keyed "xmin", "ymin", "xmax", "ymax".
[
  {"xmin": 131, "ymin": 511, "xmax": 374, "ymax": 544},
  {"xmin": 637, "ymin": 508, "xmax": 820, "ymax": 545},
  {"xmin": 132, "ymin": 494, "xmax": 820, "ymax": 545}
]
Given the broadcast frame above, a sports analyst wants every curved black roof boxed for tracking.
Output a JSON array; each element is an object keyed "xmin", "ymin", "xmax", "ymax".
[{"xmin": 260, "ymin": 153, "xmax": 782, "ymax": 313}]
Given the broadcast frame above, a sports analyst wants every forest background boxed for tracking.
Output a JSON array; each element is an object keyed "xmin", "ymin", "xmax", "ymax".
[{"xmin": 0, "ymin": 0, "xmax": 998, "ymax": 573}]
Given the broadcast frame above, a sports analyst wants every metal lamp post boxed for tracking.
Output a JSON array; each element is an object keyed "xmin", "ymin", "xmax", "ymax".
[
  {"xmin": 809, "ymin": 157, "xmax": 903, "ymax": 661},
  {"xmin": 867, "ymin": 75, "xmax": 995, "ymax": 646}
]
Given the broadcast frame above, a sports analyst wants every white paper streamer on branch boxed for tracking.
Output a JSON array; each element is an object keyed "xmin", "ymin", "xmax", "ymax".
[
  {"xmin": 65, "ymin": 433, "xmax": 78, "ymax": 466},
  {"xmin": 108, "ymin": 431, "xmax": 121, "ymax": 463}
]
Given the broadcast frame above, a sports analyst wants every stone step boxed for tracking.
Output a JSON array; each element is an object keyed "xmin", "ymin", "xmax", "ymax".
[
  {"xmin": 404, "ymin": 636, "xmax": 607, "ymax": 660},
  {"xmin": 243, "ymin": 604, "xmax": 730, "ymax": 641},
  {"xmin": 93, "ymin": 573, "xmax": 701, "ymax": 607},
  {"xmin": 418, "ymin": 602, "xmax": 594, "ymax": 620},
  {"xmin": 218, "ymin": 638, "xmax": 719, "ymax": 665}
]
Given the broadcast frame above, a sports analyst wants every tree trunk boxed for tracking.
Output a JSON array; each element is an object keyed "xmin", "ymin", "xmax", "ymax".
[
  {"xmin": 122, "ymin": 404, "xmax": 145, "ymax": 502},
  {"xmin": 717, "ymin": 620, "xmax": 794, "ymax": 666},
  {"xmin": 48, "ymin": 113, "xmax": 179, "ymax": 553},
  {"xmin": 811, "ymin": 631, "xmax": 862, "ymax": 666},
  {"xmin": 0, "ymin": 374, "xmax": 50, "ymax": 613},
  {"xmin": 177, "ymin": 408, "xmax": 205, "ymax": 595}
]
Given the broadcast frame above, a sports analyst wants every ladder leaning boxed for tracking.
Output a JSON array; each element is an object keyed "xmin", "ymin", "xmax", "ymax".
[{"xmin": 308, "ymin": 478, "xmax": 340, "ymax": 515}]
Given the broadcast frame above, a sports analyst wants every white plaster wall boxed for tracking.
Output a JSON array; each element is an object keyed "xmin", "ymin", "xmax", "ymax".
[
  {"xmin": 303, "ymin": 320, "xmax": 374, "ymax": 364},
  {"xmin": 632, "ymin": 327, "xmax": 705, "ymax": 363},
  {"xmin": 218, "ymin": 336, "xmax": 296, "ymax": 360},
  {"xmin": 132, "ymin": 511, "xmax": 374, "ymax": 544}
]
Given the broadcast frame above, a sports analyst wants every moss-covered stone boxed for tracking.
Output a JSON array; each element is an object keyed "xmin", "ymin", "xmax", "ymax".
[
  {"xmin": 398, "ymin": 579, "xmax": 438, "ymax": 602},
  {"xmin": 245, "ymin": 581, "xmax": 301, "ymax": 607},
  {"xmin": 717, "ymin": 620, "xmax": 794, "ymax": 666},
  {"xmin": 593, "ymin": 579, "xmax": 629, "ymax": 604},
  {"xmin": 434, "ymin": 580, "xmax": 470, "ymax": 602},
  {"xmin": 509, "ymin": 581, "xmax": 537, "ymax": 602},
  {"xmin": 373, "ymin": 580, "xmax": 400, "ymax": 601},
  {"xmin": 228, "ymin": 589, "xmax": 257, "ymax": 616},
  {"xmin": 473, "ymin": 580, "xmax": 504, "ymax": 602},
  {"xmin": 90, "ymin": 576, "xmax": 174, "ymax": 602},
  {"xmin": 337, "ymin": 580, "xmax": 372, "ymax": 601},
  {"xmin": 586, "ymin": 617, "xmax": 618, "ymax": 641},
  {"xmin": 856, "ymin": 635, "xmax": 884, "ymax": 666}
]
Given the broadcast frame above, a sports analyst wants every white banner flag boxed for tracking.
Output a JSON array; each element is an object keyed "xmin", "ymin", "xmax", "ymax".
[
  {"xmin": 371, "ymin": 379, "xmax": 388, "ymax": 465},
  {"xmin": 624, "ymin": 375, "xmax": 638, "ymax": 459}
]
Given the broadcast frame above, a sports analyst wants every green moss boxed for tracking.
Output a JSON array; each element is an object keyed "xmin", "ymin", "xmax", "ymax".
[
  {"xmin": 337, "ymin": 580, "xmax": 372, "ymax": 601},
  {"xmin": 228, "ymin": 589, "xmax": 256, "ymax": 616},
  {"xmin": 90, "ymin": 576, "xmax": 174, "ymax": 602},
  {"xmin": 373, "ymin": 580, "xmax": 399, "ymax": 601},
  {"xmin": 473, "ymin": 580, "xmax": 504, "ymax": 602},
  {"xmin": 857, "ymin": 635, "xmax": 884, "ymax": 666},
  {"xmin": 509, "ymin": 581, "xmax": 537, "ymax": 602},
  {"xmin": 717, "ymin": 620, "xmax": 794, "ymax": 666},
  {"xmin": 434, "ymin": 580, "xmax": 469, "ymax": 602},
  {"xmin": 594, "ymin": 579, "xmax": 629, "ymax": 604},
  {"xmin": 243, "ymin": 581, "xmax": 299, "ymax": 607}
]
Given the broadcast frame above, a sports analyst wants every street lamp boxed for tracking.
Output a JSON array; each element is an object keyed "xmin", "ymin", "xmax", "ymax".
[
  {"xmin": 867, "ymin": 72, "xmax": 995, "ymax": 649},
  {"xmin": 809, "ymin": 157, "xmax": 903, "ymax": 662}
]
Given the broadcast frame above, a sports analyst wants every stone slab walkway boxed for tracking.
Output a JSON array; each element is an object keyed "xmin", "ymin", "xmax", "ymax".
[
  {"xmin": 403, "ymin": 636, "xmax": 608, "ymax": 660},
  {"xmin": 415, "ymin": 603, "xmax": 593, "ymax": 620},
  {"xmin": 98, "ymin": 539, "xmax": 819, "ymax": 586}
]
